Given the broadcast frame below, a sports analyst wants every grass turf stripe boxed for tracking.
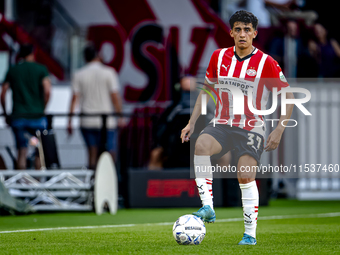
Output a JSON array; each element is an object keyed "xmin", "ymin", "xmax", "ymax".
[{"xmin": 0, "ymin": 212, "xmax": 339, "ymax": 234}]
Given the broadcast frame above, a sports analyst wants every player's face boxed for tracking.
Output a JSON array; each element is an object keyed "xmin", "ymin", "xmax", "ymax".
[{"xmin": 230, "ymin": 22, "xmax": 257, "ymax": 50}]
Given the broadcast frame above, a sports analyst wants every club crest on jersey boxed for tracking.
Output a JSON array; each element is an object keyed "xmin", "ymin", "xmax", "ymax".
[
  {"xmin": 246, "ymin": 68, "xmax": 257, "ymax": 76},
  {"xmin": 279, "ymin": 71, "xmax": 287, "ymax": 82}
]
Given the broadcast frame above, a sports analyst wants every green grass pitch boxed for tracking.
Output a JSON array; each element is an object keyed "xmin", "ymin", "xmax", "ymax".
[{"xmin": 0, "ymin": 200, "xmax": 339, "ymax": 254}]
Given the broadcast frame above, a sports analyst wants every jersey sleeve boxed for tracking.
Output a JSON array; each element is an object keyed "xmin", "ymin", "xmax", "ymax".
[
  {"xmin": 262, "ymin": 57, "xmax": 289, "ymax": 93},
  {"xmin": 41, "ymin": 66, "xmax": 49, "ymax": 79},
  {"xmin": 205, "ymin": 49, "xmax": 220, "ymax": 85}
]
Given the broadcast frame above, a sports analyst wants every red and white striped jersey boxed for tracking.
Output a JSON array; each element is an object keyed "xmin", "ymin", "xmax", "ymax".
[{"xmin": 205, "ymin": 47, "xmax": 290, "ymax": 137}]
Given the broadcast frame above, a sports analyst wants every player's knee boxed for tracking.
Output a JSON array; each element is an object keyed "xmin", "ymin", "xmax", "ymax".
[
  {"xmin": 195, "ymin": 140, "xmax": 212, "ymax": 155},
  {"xmin": 149, "ymin": 147, "xmax": 163, "ymax": 163},
  {"xmin": 238, "ymin": 177, "xmax": 255, "ymax": 184}
]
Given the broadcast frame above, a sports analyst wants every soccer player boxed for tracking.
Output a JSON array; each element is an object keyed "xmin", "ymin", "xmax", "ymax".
[{"xmin": 180, "ymin": 10, "xmax": 294, "ymax": 245}]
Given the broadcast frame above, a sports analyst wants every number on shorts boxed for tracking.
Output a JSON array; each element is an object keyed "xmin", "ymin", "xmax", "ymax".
[
  {"xmin": 247, "ymin": 134, "xmax": 255, "ymax": 146},
  {"xmin": 256, "ymin": 135, "xmax": 262, "ymax": 150},
  {"xmin": 247, "ymin": 133, "xmax": 262, "ymax": 150}
]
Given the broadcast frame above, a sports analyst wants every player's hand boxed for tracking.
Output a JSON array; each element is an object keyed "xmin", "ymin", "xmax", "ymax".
[
  {"xmin": 265, "ymin": 128, "xmax": 283, "ymax": 151},
  {"xmin": 67, "ymin": 122, "xmax": 73, "ymax": 136},
  {"xmin": 118, "ymin": 117, "xmax": 127, "ymax": 128},
  {"xmin": 180, "ymin": 122, "xmax": 194, "ymax": 143}
]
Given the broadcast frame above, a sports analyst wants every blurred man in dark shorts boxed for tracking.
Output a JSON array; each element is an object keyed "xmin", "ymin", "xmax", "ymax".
[{"xmin": 68, "ymin": 44, "xmax": 124, "ymax": 170}]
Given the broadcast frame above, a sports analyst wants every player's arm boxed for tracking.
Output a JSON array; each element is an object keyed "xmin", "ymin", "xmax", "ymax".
[
  {"xmin": 264, "ymin": 57, "xmax": 295, "ymax": 151},
  {"xmin": 110, "ymin": 92, "xmax": 125, "ymax": 128},
  {"xmin": 108, "ymin": 68, "xmax": 125, "ymax": 128},
  {"xmin": 330, "ymin": 39, "xmax": 340, "ymax": 58},
  {"xmin": 110, "ymin": 92, "xmax": 123, "ymax": 114},
  {"xmin": 1, "ymin": 82, "xmax": 9, "ymax": 116},
  {"xmin": 67, "ymin": 73, "xmax": 80, "ymax": 136},
  {"xmin": 180, "ymin": 80, "xmax": 213, "ymax": 143},
  {"xmin": 181, "ymin": 49, "xmax": 219, "ymax": 143},
  {"xmin": 1, "ymin": 82, "xmax": 10, "ymax": 125},
  {"xmin": 67, "ymin": 92, "xmax": 78, "ymax": 135},
  {"xmin": 265, "ymin": 92, "xmax": 294, "ymax": 151},
  {"xmin": 42, "ymin": 77, "xmax": 51, "ymax": 108}
]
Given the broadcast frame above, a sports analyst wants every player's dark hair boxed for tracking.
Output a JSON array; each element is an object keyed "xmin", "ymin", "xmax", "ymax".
[
  {"xmin": 84, "ymin": 44, "xmax": 98, "ymax": 62},
  {"xmin": 19, "ymin": 44, "xmax": 34, "ymax": 59},
  {"xmin": 229, "ymin": 10, "xmax": 258, "ymax": 30}
]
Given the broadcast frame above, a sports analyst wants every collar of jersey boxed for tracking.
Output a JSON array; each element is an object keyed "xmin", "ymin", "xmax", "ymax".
[{"xmin": 233, "ymin": 46, "xmax": 257, "ymax": 62}]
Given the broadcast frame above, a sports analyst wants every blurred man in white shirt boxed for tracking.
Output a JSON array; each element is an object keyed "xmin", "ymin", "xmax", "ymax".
[{"xmin": 68, "ymin": 44, "xmax": 124, "ymax": 169}]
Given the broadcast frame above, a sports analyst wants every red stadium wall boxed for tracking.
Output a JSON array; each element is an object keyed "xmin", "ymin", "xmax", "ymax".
[{"xmin": 86, "ymin": 0, "xmax": 236, "ymax": 103}]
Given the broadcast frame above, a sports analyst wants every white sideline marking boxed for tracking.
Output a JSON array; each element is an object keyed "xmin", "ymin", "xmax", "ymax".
[{"xmin": 0, "ymin": 212, "xmax": 339, "ymax": 234}]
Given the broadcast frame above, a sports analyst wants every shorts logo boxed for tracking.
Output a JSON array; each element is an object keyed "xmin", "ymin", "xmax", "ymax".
[
  {"xmin": 246, "ymin": 69, "xmax": 257, "ymax": 76},
  {"xmin": 251, "ymin": 145, "xmax": 258, "ymax": 153}
]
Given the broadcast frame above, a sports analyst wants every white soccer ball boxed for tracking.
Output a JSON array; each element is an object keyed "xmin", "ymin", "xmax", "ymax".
[{"xmin": 172, "ymin": 214, "xmax": 206, "ymax": 245}]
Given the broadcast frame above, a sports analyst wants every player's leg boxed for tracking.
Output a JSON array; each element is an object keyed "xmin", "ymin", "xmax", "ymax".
[
  {"xmin": 17, "ymin": 148, "xmax": 28, "ymax": 169},
  {"xmin": 88, "ymin": 146, "xmax": 98, "ymax": 170},
  {"xmin": 192, "ymin": 133, "xmax": 222, "ymax": 222},
  {"xmin": 106, "ymin": 129, "xmax": 117, "ymax": 162},
  {"xmin": 237, "ymin": 154, "xmax": 258, "ymax": 245},
  {"xmin": 81, "ymin": 128, "xmax": 98, "ymax": 169},
  {"xmin": 11, "ymin": 119, "xmax": 29, "ymax": 169},
  {"xmin": 232, "ymin": 128, "xmax": 264, "ymax": 245},
  {"xmin": 148, "ymin": 147, "xmax": 164, "ymax": 170},
  {"xmin": 27, "ymin": 117, "xmax": 47, "ymax": 170}
]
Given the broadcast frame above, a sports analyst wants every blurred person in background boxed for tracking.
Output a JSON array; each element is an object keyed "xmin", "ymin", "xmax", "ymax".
[
  {"xmin": 68, "ymin": 44, "xmax": 124, "ymax": 170},
  {"xmin": 221, "ymin": 0, "xmax": 271, "ymax": 28},
  {"xmin": 148, "ymin": 75, "xmax": 232, "ymax": 173},
  {"xmin": 148, "ymin": 76, "xmax": 200, "ymax": 170},
  {"xmin": 310, "ymin": 23, "xmax": 340, "ymax": 78},
  {"xmin": 265, "ymin": 0, "xmax": 317, "ymax": 26},
  {"xmin": 269, "ymin": 19, "xmax": 303, "ymax": 78},
  {"xmin": 0, "ymin": 44, "xmax": 51, "ymax": 169}
]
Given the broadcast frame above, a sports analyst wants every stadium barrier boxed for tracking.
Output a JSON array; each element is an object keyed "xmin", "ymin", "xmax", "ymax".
[
  {"xmin": 293, "ymin": 82, "xmax": 340, "ymax": 200},
  {"xmin": 128, "ymin": 169, "xmax": 223, "ymax": 208},
  {"xmin": 0, "ymin": 152, "xmax": 118, "ymax": 213},
  {"xmin": 0, "ymin": 110, "xmax": 164, "ymax": 211},
  {"xmin": 128, "ymin": 169, "xmax": 271, "ymax": 207},
  {"xmin": 0, "ymin": 169, "xmax": 94, "ymax": 211}
]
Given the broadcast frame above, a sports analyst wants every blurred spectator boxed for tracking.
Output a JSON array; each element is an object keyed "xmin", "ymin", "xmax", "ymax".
[
  {"xmin": 31, "ymin": 0, "xmax": 54, "ymax": 53},
  {"xmin": 147, "ymin": 75, "xmax": 231, "ymax": 171},
  {"xmin": 0, "ymin": 44, "xmax": 51, "ymax": 169},
  {"xmin": 245, "ymin": 0, "xmax": 271, "ymax": 28},
  {"xmin": 68, "ymin": 44, "xmax": 124, "ymax": 170},
  {"xmin": 311, "ymin": 23, "xmax": 340, "ymax": 78},
  {"xmin": 265, "ymin": 0, "xmax": 317, "ymax": 26},
  {"xmin": 148, "ymin": 76, "xmax": 200, "ymax": 170},
  {"xmin": 265, "ymin": 0, "xmax": 297, "ymax": 12},
  {"xmin": 221, "ymin": 0, "xmax": 271, "ymax": 28},
  {"xmin": 16, "ymin": 0, "xmax": 54, "ymax": 53},
  {"xmin": 294, "ymin": 38, "xmax": 319, "ymax": 78},
  {"xmin": 269, "ymin": 20, "xmax": 303, "ymax": 78}
]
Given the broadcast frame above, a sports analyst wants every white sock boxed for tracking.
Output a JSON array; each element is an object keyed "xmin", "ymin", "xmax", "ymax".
[
  {"xmin": 239, "ymin": 181, "xmax": 259, "ymax": 238},
  {"xmin": 194, "ymin": 155, "xmax": 214, "ymax": 210}
]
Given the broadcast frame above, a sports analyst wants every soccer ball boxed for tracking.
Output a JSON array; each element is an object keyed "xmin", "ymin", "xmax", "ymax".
[{"xmin": 172, "ymin": 214, "xmax": 206, "ymax": 245}]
